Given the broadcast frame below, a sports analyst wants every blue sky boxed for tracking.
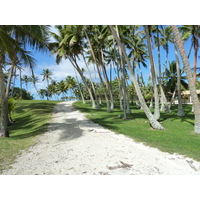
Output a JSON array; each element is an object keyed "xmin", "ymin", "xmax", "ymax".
[{"xmin": 12, "ymin": 25, "xmax": 197, "ymax": 100}]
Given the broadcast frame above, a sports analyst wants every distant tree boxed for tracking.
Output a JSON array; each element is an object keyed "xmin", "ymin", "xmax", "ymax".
[{"xmin": 41, "ymin": 68, "xmax": 53, "ymax": 86}]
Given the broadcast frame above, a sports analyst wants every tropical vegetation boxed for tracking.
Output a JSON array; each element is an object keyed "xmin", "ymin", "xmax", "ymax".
[{"xmin": 1, "ymin": 25, "xmax": 200, "ymax": 148}]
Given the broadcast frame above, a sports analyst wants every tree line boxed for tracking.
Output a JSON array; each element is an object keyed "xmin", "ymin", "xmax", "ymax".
[{"xmin": 1, "ymin": 25, "xmax": 200, "ymax": 137}]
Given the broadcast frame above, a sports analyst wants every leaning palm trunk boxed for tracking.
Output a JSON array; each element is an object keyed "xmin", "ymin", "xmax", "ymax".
[
  {"xmin": 171, "ymin": 25, "xmax": 200, "ymax": 134},
  {"xmin": 0, "ymin": 63, "xmax": 9, "ymax": 137},
  {"xmin": 174, "ymin": 44, "xmax": 185, "ymax": 117},
  {"xmin": 193, "ymin": 31, "xmax": 198, "ymax": 86},
  {"xmin": 73, "ymin": 68, "xmax": 86, "ymax": 104},
  {"xmin": 5, "ymin": 63, "xmax": 15, "ymax": 98},
  {"xmin": 84, "ymin": 30, "xmax": 110, "ymax": 111},
  {"xmin": 82, "ymin": 52, "xmax": 100, "ymax": 109},
  {"xmin": 101, "ymin": 50, "xmax": 114, "ymax": 110},
  {"xmin": 11, "ymin": 68, "xmax": 17, "ymax": 97},
  {"xmin": 169, "ymin": 86, "xmax": 176, "ymax": 109},
  {"xmin": 96, "ymin": 64, "xmax": 111, "ymax": 112},
  {"xmin": 149, "ymin": 97, "xmax": 153, "ymax": 108},
  {"xmin": 116, "ymin": 25, "xmax": 127, "ymax": 119},
  {"xmin": 126, "ymin": 85, "xmax": 131, "ymax": 114},
  {"xmin": 156, "ymin": 26, "xmax": 167, "ymax": 112},
  {"xmin": 145, "ymin": 26, "xmax": 160, "ymax": 121},
  {"xmin": 110, "ymin": 25, "xmax": 164, "ymax": 130},
  {"xmin": 70, "ymin": 57, "xmax": 96, "ymax": 108},
  {"xmin": 114, "ymin": 65, "xmax": 123, "ymax": 110}
]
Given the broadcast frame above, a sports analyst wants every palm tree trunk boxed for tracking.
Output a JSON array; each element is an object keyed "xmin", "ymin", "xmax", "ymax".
[
  {"xmin": 145, "ymin": 26, "xmax": 160, "ymax": 121},
  {"xmin": 156, "ymin": 26, "xmax": 166, "ymax": 112},
  {"xmin": 0, "ymin": 63, "xmax": 9, "ymax": 137},
  {"xmin": 101, "ymin": 49, "xmax": 114, "ymax": 110},
  {"xmin": 11, "ymin": 67, "xmax": 17, "ymax": 97},
  {"xmin": 82, "ymin": 52, "xmax": 100, "ymax": 109},
  {"xmin": 116, "ymin": 25, "xmax": 127, "ymax": 119},
  {"xmin": 194, "ymin": 30, "xmax": 198, "ymax": 86},
  {"xmin": 70, "ymin": 57, "xmax": 96, "ymax": 108},
  {"xmin": 174, "ymin": 44, "xmax": 185, "ymax": 117},
  {"xmin": 125, "ymin": 82, "xmax": 131, "ymax": 114},
  {"xmin": 169, "ymin": 86, "xmax": 176, "ymax": 108},
  {"xmin": 84, "ymin": 30, "xmax": 110, "ymax": 111},
  {"xmin": 19, "ymin": 68, "xmax": 23, "ymax": 99},
  {"xmin": 149, "ymin": 97, "xmax": 153, "ymax": 108},
  {"xmin": 114, "ymin": 65, "xmax": 123, "ymax": 110},
  {"xmin": 73, "ymin": 67, "xmax": 86, "ymax": 104},
  {"xmin": 110, "ymin": 25, "xmax": 164, "ymax": 130},
  {"xmin": 5, "ymin": 63, "xmax": 15, "ymax": 98},
  {"xmin": 96, "ymin": 63, "xmax": 111, "ymax": 112},
  {"xmin": 171, "ymin": 25, "xmax": 200, "ymax": 134}
]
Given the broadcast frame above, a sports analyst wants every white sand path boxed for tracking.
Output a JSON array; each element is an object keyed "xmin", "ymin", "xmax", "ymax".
[{"xmin": 2, "ymin": 101, "xmax": 200, "ymax": 175}]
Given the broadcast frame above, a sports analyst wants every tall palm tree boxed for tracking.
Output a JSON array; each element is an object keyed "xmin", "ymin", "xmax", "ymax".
[
  {"xmin": 4, "ymin": 25, "xmax": 49, "ymax": 98},
  {"xmin": 180, "ymin": 25, "xmax": 200, "ymax": 85},
  {"xmin": 145, "ymin": 25, "xmax": 160, "ymax": 121},
  {"xmin": 110, "ymin": 25, "xmax": 164, "ymax": 130},
  {"xmin": 174, "ymin": 44, "xmax": 185, "ymax": 117},
  {"xmin": 41, "ymin": 68, "xmax": 53, "ymax": 86},
  {"xmin": 84, "ymin": 26, "xmax": 111, "ymax": 112},
  {"xmin": 153, "ymin": 25, "xmax": 169, "ymax": 112},
  {"xmin": 171, "ymin": 25, "xmax": 200, "ymax": 134},
  {"xmin": 160, "ymin": 26, "xmax": 173, "ymax": 72},
  {"xmin": 50, "ymin": 25, "xmax": 96, "ymax": 108},
  {"xmin": 0, "ymin": 25, "xmax": 50, "ymax": 137},
  {"xmin": 115, "ymin": 25, "xmax": 128, "ymax": 118},
  {"xmin": 0, "ymin": 27, "xmax": 32, "ymax": 136}
]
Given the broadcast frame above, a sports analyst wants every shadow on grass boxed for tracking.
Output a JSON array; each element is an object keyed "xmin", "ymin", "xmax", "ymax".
[
  {"xmin": 14, "ymin": 102, "xmax": 57, "ymax": 114},
  {"xmin": 74, "ymin": 101, "xmax": 196, "ymax": 130}
]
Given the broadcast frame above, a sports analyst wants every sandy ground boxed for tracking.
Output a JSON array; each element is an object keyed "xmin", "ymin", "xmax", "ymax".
[{"xmin": 2, "ymin": 101, "xmax": 200, "ymax": 175}]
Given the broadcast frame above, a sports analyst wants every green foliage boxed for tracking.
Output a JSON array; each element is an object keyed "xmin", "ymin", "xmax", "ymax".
[
  {"xmin": 11, "ymin": 87, "xmax": 33, "ymax": 100},
  {"xmin": 8, "ymin": 98, "xmax": 16, "ymax": 119}
]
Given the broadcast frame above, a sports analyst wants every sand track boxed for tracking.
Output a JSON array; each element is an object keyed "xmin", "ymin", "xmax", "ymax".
[{"xmin": 2, "ymin": 101, "xmax": 200, "ymax": 175}]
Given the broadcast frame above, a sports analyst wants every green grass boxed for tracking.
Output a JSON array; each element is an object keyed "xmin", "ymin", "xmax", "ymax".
[
  {"xmin": 73, "ymin": 101, "xmax": 200, "ymax": 162},
  {"xmin": 0, "ymin": 100, "xmax": 58, "ymax": 172}
]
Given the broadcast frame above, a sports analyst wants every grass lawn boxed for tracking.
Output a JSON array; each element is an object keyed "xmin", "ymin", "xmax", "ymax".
[
  {"xmin": 0, "ymin": 100, "xmax": 58, "ymax": 173},
  {"xmin": 73, "ymin": 101, "xmax": 200, "ymax": 162}
]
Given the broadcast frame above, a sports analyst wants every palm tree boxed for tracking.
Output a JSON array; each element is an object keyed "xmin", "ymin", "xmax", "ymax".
[
  {"xmin": 49, "ymin": 25, "xmax": 96, "ymax": 108},
  {"xmin": 110, "ymin": 25, "xmax": 164, "ymax": 130},
  {"xmin": 153, "ymin": 25, "xmax": 169, "ymax": 112},
  {"xmin": 41, "ymin": 68, "xmax": 53, "ymax": 86},
  {"xmin": 22, "ymin": 75, "xmax": 31, "ymax": 93},
  {"xmin": 0, "ymin": 27, "xmax": 30, "ymax": 136},
  {"xmin": 84, "ymin": 26, "xmax": 111, "ymax": 112},
  {"xmin": 65, "ymin": 76, "xmax": 77, "ymax": 97},
  {"xmin": 171, "ymin": 25, "xmax": 200, "ymax": 134},
  {"xmin": 31, "ymin": 75, "xmax": 40, "ymax": 96},
  {"xmin": 145, "ymin": 25, "xmax": 160, "ymax": 121},
  {"xmin": 57, "ymin": 80, "xmax": 68, "ymax": 99},
  {"xmin": 160, "ymin": 26, "xmax": 173, "ymax": 72},
  {"xmin": 4, "ymin": 25, "xmax": 49, "ymax": 99},
  {"xmin": 163, "ymin": 61, "xmax": 188, "ymax": 94},
  {"xmin": 107, "ymin": 47, "xmax": 123, "ymax": 110},
  {"xmin": 0, "ymin": 25, "xmax": 49, "ymax": 137},
  {"xmin": 180, "ymin": 25, "xmax": 200, "ymax": 85},
  {"xmin": 115, "ymin": 25, "xmax": 128, "ymax": 118},
  {"xmin": 174, "ymin": 44, "xmax": 185, "ymax": 117}
]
